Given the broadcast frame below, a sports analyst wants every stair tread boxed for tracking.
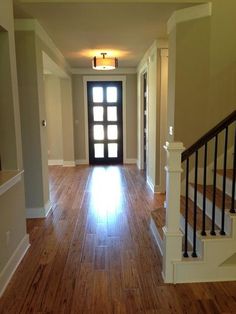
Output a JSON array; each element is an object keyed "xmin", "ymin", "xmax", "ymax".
[
  {"xmin": 216, "ymin": 169, "xmax": 235, "ymax": 181},
  {"xmin": 190, "ymin": 184, "xmax": 233, "ymax": 210},
  {"xmin": 151, "ymin": 207, "xmax": 192, "ymax": 250},
  {"xmin": 180, "ymin": 196, "xmax": 219, "ymax": 232}
]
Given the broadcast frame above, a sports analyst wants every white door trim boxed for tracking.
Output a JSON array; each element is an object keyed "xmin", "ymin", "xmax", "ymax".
[
  {"xmin": 83, "ymin": 75, "xmax": 127, "ymax": 164},
  {"xmin": 137, "ymin": 65, "xmax": 148, "ymax": 171}
]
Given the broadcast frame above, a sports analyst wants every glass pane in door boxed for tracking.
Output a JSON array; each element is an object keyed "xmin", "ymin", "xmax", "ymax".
[
  {"xmin": 93, "ymin": 87, "xmax": 103, "ymax": 103},
  {"xmin": 93, "ymin": 125, "xmax": 104, "ymax": 140},
  {"xmin": 107, "ymin": 107, "xmax": 117, "ymax": 121},
  {"xmin": 107, "ymin": 125, "xmax": 118, "ymax": 140},
  {"xmin": 93, "ymin": 106, "xmax": 104, "ymax": 121},
  {"xmin": 94, "ymin": 144, "xmax": 104, "ymax": 158},
  {"xmin": 107, "ymin": 87, "xmax": 117, "ymax": 103},
  {"xmin": 108, "ymin": 143, "xmax": 118, "ymax": 158}
]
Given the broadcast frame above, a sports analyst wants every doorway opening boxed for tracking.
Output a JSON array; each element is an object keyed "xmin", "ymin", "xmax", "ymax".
[{"xmin": 87, "ymin": 81, "xmax": 123, "ymax": 165}]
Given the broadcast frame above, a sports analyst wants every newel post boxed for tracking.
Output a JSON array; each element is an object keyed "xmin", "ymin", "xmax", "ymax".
[{"xmin": 163, "ymin": 141, "xmax": 185, "ymax": 283}]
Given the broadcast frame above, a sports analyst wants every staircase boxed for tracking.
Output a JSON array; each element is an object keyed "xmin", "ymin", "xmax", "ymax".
[{"xmin": 150, "ymin": 111, "xmax": 236, "ymax": 283}]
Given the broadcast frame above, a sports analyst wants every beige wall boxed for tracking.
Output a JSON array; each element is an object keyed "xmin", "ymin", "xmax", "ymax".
[
  {"xmin": 0, "ymin": 30, "xmax": 17, "ymax": 170},
  {"xmin": 0, "ymin": 0, "xmax": 27, "ymax": 278},
  {"xmin": 169, "ymin": 1, "xmax": 236, "ymax": 150},
  {"xmin": 15, "ymin": 30, "xmax": 47, "ymax": 208},
  {"xmin": 170, "ymin": 17, "xmax": 211, "ymax": 146},
  {"xmin": 72, "ymin": 73, "xmax": 137, "ymax": 162},
  {"xmin": 44, "ymin": 75, "xmax": 63, "ymax": 161},
  {"xmin": 44, "ymin": 75, "xmax": 75, "ymax": 164},
  {"xmin": 125, "ymin": 74, "xmax": 137, "ymax": 159},
  {"xmin": 61, "ymin": 78, "xmax": 75, "ymax": 163}
]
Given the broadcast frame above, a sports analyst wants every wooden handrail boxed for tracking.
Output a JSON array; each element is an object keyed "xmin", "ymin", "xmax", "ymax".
[{"xmin": 182, "ymin": 110, "xmax": 236, "ymax": 162}]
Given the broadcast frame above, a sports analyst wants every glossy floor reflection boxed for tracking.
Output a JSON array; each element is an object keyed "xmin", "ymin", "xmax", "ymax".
[{"xmin": 1, "ymin": 165, "xmax": 236, "ymax": 314}]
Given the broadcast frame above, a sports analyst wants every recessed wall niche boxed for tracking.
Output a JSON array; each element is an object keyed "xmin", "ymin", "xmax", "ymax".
[{"xmin": 0, "ymin": 25, "xmax": 17, "ymax": 170}]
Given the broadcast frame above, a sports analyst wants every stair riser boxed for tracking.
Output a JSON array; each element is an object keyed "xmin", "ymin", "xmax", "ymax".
[
  {"xmin": 216, "ymin": 174, "xmax": 236, "ymax": 200},
  {"xmin": 189, "ymin": 185, "xmax": 231, "ymax": 235},
  {"xmin": 180, "ymin": 215, "xmax": 203, "ymax": 257}
]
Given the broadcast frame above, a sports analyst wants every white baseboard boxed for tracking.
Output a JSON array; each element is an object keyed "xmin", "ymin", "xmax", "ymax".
[
  {"xmin": 147, "ymin": 176, "xmax": 155, "ymax": 193},
  {"xmin": 124, "ymin": 158, "xmax": 137, "ymax": 164},
  {"xmin": 136, "ymin": 159, "xmax": 142, "ymax": 169},
  {"xmin": 48, "ymin": 159, "xmax": 63, "ymax": 166},
  {"xmin": 63, "ymin": 161, "xmax": 76, "ymax": 167},
  {"xmin": 75, "ymin": 159, "xmax": 89, "ymax": 165},
  {"xmin": 0, "ymin": 234, "xmax": 30, "ymax": 297},
  {"xmin": 26, "ymin": 200, "xmax": 52, "ymax": 218},
  {"xmin": 146, "ymin": 176, "xmax": 160, "ymax": 193}
]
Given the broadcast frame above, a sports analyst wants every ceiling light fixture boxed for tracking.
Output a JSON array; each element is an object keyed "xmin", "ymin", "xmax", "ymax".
[{"xmin": 92, "ymin": 52, "xmax": 118, "ymax": 71}]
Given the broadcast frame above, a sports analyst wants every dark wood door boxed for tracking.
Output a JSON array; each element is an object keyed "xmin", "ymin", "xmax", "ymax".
[{"xmin": 87, "ymin": 81, "xmax": 123, "ymax": 165}]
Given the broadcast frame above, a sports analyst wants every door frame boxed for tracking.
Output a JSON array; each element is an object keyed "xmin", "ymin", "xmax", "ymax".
[
  {"xmin": 83, "ymin": 75, "xmax": 127, "ymax": 164},
  {"xmin": 138, "ymin": 64, "xmax": 149, "ymax": 171}
]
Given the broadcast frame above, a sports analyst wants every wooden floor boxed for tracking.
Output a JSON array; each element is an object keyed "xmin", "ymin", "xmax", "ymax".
[{"xmin": 1, "ymin": 165, "xmax": 236, "ymax": 313}]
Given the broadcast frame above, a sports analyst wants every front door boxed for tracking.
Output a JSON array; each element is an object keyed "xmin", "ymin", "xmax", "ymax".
[{"xmin": 87, "ymin": 81, "xmax": 123, "ymax": 165}]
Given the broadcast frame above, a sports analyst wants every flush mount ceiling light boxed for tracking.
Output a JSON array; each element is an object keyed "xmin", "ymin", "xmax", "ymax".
[{"xmin": 92, "ymin": 52, "xmax": 118, "ymax": 71}]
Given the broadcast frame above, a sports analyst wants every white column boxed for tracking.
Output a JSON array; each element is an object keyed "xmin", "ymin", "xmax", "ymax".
[{"xmin": 163, "ymin": 141, "xmax": 185, "ymax": 283}]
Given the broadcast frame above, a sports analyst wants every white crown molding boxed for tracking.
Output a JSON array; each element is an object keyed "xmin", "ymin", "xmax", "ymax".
[
  {"xmin": 167, "ymin": 3, "xmax": 212, "ymax": 34},
  {"xmin": 71, "ymin": 67, "xmax": 137, "ymax": 75},
  {"xmin": 14, "ymin": 19, "xmax": 71, "ymax": 72}
]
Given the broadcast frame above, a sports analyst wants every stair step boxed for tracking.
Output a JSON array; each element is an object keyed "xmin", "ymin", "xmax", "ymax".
[
  {"xmin": 216, "ymin": 169, "xmax": 234, "ymax": 181},
  {"xmin": 151, "ymin": 207, "xmax": 192, "ymax": 251},
  {"xmin": 190, "ymin": 184, "xmax": 233, "ymax": 211},
  {"xmin": 180, "ymin": 196, "xmax": 219, "ymax": 232},
  {"xmin": 216, "ymin": 169, "xmax": 236, "ymax": 200}
]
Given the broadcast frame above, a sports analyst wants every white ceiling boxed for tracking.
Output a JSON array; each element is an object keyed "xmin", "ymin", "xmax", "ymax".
[{"xmin": 14, "ymin": 2, "xmax": 196, "ymax": 68}]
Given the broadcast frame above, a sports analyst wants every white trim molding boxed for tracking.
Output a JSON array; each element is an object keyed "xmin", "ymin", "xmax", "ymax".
[
  {"xmin": 0, "ymin": 171, "xmax": 23, "ymax": 196},
  {"xmin": 167, "ymin": 3, "xmax": 212, "ymax": 34},
  {"xmin": 48, "ymin": 159, "xmax": 63, "ymax": 166},
  {"xmin": 63, "ymin": 161, "xmax": 76, "ymax": 167},
  {"xmin": 75, "ymin": 159, "xmax": 89, "ymax": 165},
  {"xmin": 83, "ymin": 75, "xmax": 127, "ymax": 164},
  {"xmin": 124, "ymin": 158, "xmax": 137, "ymax": 165},
  {"xmin": 26, "ymin": 200, "xmax": 52, "ymax": 218},
  {"xmin": 147, "ymin": 176, "xmax": 155, "ymax": 193},
  {"xmin": 0, "ymin": 234, "xmax": 30, "ymax": 297}
]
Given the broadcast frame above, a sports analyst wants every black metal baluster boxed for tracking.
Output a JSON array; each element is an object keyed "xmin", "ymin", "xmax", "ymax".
[
  {"xmin": 220, "ymin": 127, "xmax": 228, "ymax": 235},
  {"xmin": 211, "ymin": 135, "xmax": 218, "ymax": 236},
  {"xmin": 201, "ymin": 143, "xmax": 207, "ymax": 236},
  {"xmin": 183, "ymin": 158, "xmax": 189, "ymax": 258},
  {"xmin": 230, "ymin": 124, "xmax": 236, "ymax": 213},
  {"xmin": 192, "ymin": 151, "xmax": 198, "ymax": 258}
]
